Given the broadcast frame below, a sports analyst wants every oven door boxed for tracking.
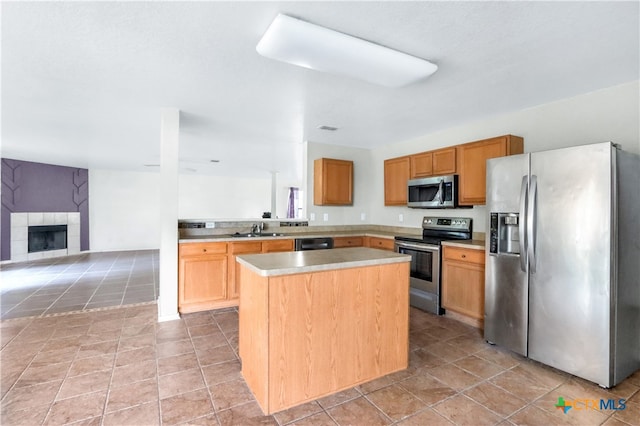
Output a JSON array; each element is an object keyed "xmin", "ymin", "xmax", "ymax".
[{"xmin": 395, "ymin": 241, "xmax": 441, "ymax": 314}]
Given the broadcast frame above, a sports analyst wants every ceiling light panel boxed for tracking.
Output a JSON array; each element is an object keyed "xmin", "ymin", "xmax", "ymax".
[{"xmin": 257, "ymin": 14, "xmax": 438, "ymax": 88}]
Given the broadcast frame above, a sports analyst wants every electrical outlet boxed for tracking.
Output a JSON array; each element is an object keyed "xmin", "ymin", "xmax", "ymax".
[
  {"xmin": 323, "ymin": 213, "xmax": 329, "ymax": 221},
  {"xmin": 398, "ymin": 214, "xmax": 404, "ymax": 223},
  {"xmin": 310, "ymin": 213, "xmax": 316, "ymax": 221},
  {"xmin": 360, "ymin": 213, "xmax": 366, "ymax": 221},
  {"xmin": 205, "ymin": 222, "xmax": 215, "ymax": 229}
]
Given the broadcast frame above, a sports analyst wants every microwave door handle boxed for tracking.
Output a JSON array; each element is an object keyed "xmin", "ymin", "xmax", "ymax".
[
  {"xmin": 438, "ymin": 179, "xmax": 444, "ymax": 205},
  {"xmin": 519, "ymin": 176, "xmax": 528, "ymax": 272}
]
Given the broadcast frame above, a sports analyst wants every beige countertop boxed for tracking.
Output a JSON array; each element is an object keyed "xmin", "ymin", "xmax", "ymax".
[
  {"xmin": 178, "ymin": 230, "xmax": 405, "ymax": 244},
  {"xmin": 442, "ymin": 239, "xmax": 486, "ymax": 250},
  {"xmin": 236, "ymin": 247, "xmax": 411, "ymax": 277}
]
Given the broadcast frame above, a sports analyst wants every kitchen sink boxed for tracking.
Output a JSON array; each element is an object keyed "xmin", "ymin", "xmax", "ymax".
[{"xmin": 229, "ymin": 232, "xmax": 285, "ymax": 238}]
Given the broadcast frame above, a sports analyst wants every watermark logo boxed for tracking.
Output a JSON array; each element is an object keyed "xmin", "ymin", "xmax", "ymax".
[
  {"xmin": 555, "ymin": 397, "xmax": 572, "ymax": 414},
  {"xmin": 554, "ymin": 396, "xmax": 626, "ymax": 414}
]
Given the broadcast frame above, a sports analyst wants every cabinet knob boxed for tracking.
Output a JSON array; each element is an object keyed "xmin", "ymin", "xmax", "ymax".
[
  {"xmin": 203, "ymin": 249, "xmax": 207, "ymax": 252},
  {"xmin": 461, "ymin": 254, "xmax": 466, "ymax": 258}
]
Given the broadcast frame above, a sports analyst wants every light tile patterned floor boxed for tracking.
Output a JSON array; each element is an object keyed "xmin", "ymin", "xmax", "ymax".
[
  {"xmin": 0, "ymin": 250, "xmax": 159, "ymax": 320},
  {"xmin": 1, "ymin": 304, "xmax": 638, "ymax": 425}
]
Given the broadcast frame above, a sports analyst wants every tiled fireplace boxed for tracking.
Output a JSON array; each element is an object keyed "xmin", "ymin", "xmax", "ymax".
[{"xmin": 10, "ymin": 212, "xmax": 81, "ymax": 262}]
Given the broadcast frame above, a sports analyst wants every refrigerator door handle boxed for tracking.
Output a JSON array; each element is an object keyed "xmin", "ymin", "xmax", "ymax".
[
  {"xmin": 519, "ymin": 176, "xmax": 528, "ymax": 272},
  {"xmin": 527, "ymin": 175, "xmax": 538, "ymax": 273}
]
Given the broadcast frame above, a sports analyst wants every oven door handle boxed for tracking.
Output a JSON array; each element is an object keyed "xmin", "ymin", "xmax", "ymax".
[{"xmin": 395, "ymin": 242, "xmax": 440, "ymax": 253}]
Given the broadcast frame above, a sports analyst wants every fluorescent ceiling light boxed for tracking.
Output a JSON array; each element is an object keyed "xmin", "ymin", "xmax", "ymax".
[{"xmin": 257, "ymin": 14, "xmax": 438, "ymax": 88}]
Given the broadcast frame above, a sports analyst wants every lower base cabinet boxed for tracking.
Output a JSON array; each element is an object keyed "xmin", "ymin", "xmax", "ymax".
[
  {"xmin": 441, "ymin": 246, "xmax": 485, "ymax": 320},
  {"xmin": 178, "ymin": 242, "xmax": 229, "ymax": 314},
  {"xmin": 179, "ymin": 239, "xmax": 294, "ymax": 314}
]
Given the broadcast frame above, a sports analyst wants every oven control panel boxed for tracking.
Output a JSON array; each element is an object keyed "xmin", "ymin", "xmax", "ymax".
[{"xmin": 422, "ymin": 216, "xmax": 472, "ymax": 232}]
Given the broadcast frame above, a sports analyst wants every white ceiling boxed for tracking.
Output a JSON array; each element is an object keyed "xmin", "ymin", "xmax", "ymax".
[{"xmin": 2, "ymin": 1, "xmax": 638, "ymax": 180}]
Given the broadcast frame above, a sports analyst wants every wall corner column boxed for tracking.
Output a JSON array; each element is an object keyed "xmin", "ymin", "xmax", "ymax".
[{"xmin": 158, "ymin": 108, "xmax": 181, "ymax": 322}]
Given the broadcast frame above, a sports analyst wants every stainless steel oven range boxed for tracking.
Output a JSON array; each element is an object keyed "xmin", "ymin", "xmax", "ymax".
[{"xmin": 395, "ymin": 216, "xmax": 472, "ymax": 315}]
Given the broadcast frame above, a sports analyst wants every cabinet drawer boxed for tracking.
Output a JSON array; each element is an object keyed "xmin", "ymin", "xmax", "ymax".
[
  {"xmin": 443, "ymin": 246, "xmax": 484, "ymax": 264},
  {"xmin": 368, "ymin": 237, "xmax": 395, "ymax": 251},
  {"xmin": 229, "ymin": 241, "xmax": 263, "ymax": 254},
  {"xmin": 333, "ymin": 236, "xmax": 364, "ymax": 248},
  {"xmin": 180, "ymin": 242, "xmax": 228, "ymax": 256},
  {"xmin": 262, "ymin": 239, "xmax": 294, "ymax": 253}
]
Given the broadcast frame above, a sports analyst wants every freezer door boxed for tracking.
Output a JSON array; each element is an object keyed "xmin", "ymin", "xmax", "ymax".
[
  {"xmin": 528, "ymin": 142, "xmax": 613, "ymax": 386},
  {"xmin": 484, "ymin": 154, "xmax": 529, "ymax": 356}
]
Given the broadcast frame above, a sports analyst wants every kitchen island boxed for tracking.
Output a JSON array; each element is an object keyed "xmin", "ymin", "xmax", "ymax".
[{"xmin": 236, "ymin": 247, "xmax": 411, "ymax": 414}]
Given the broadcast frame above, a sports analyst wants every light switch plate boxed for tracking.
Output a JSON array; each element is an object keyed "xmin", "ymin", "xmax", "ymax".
[
  {"xmin": 310, "ymin": 213, "xmax": 316, "ymax": 221},
  {"xmin": 360, "ymin": 213, "xmax": 366, "ymax": 221},
  {"xmin": 398, "ymin": 214, "xmax": 404, "ymax": 223},
  {"xmin": 205, "ymin": 222, "xmax": 215, "ymax": 228}
]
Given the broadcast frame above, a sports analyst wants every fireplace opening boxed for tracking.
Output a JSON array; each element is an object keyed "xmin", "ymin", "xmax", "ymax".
[{"xmin": 28, "ymin": 225, "xmax": 68, "ymax": 253}]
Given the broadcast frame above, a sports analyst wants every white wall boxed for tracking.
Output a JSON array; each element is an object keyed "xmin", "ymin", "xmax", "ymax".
[
  {"xmin": 178, "ymin": 174, "xmax": 271, "ymax": 219},
  {"xmin": 305, "ymin": 141, "xmax": 373, "ymax": 226},
  {"xmin": 309, "ymin": 81, "xmax": 640, "ymax": 233},
  {"xmin": 89, "ymin": 169, "xmax": 161, "ymax": 251},
  {"xmin": 90, "ymin": 171, "xmax": 273, "ymax": 250}
]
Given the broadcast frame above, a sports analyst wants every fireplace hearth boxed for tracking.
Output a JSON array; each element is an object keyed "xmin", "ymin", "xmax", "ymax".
[{"xmin": 28, "ymin": 225, "xmax": 68, "ymax": 253}]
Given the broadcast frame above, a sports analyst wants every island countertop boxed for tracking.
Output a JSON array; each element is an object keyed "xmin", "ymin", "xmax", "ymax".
[{"xmin": 236, "ymin": 247, "xmax": 410, "ymax": 277}]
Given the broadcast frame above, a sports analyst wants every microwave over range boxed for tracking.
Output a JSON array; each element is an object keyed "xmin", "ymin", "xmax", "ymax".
[{"xmin": 407, "ymin": 174, "xmax": 459, "ymax": 208}]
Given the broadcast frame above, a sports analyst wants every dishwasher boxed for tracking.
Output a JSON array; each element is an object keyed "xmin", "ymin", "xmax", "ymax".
[{"xmin": 294, "ymin": 237, "xmax": 334, "ymax": 251}]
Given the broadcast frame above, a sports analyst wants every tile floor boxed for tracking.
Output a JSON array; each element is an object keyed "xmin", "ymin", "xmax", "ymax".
[
  {"xmin": 0, "ymin": 250, "xmax": 159, "ymax": 320},
  {"xmin": 1, "ymin": 304, "xmax": 639, "ymax": 426}
]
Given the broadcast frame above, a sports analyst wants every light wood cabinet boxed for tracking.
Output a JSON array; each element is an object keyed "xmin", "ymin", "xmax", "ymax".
[
  {"xmin": 178, "ymin": 242, "xmax": 229, "ymax": 314},
  {"xmin": 457, "ymin": 135, "xmax": 524, "ymax": 205},
  {"xmin": 333, "ymin": 236, "xmax": 364, "ymax": 248},
  {"xmin": 228, "ymin": 241, "xmax": 263, "ymax": 300},
  {"xmin": 314, "ymin": 158, "xmax": 353, "ymax": 205},
  {"xmin": 384, "ymin": 156, "xmax": 411, "ymax": 205},
  {"xmin": 409, "ymin": 152, "xmax": 433, "ymax": 178},
  {"xmin": 442, "ymin": 246, "xmax": 485, "ymax": 321},
  {"xmin": 410, "ymin": 147, "xmax": 456, "ymax": 178},
  {"xmin": 432, "ymin": 147, "xmax": 457, "ymax": 175},
  {"xmin": 365, "ymin": 236, "xmax": 395, "ymax": 251},
  {"xmin": 228, "ymin": 239, "xmax": 294, "ymax": 301},
  {"xmin": 261, "ymin": 239, "xmax": 294, "ymax": 253}
]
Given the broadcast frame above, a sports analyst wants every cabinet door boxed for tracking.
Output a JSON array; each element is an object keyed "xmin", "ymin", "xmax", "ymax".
[
  {"xmin": 262, "ymin": 239, "xmax": 294, "ymax": 253},
  {"xmin": 314, "ymin": 158, "xmax": 353, "ymax": 205},
  {"xmin": 333, "ymin": 236, "xmax": 364, "ymax": 248},
  {"xmin": 384, "ymin": 156, "xmax": 411, "ymax": 205},
  {"xmin": 228, "ymin": 241, "xmax": 262, "ymax": 300},
  {"xmin": 179, "ymin": 254, "xmax": 228, "ymax": 312},
  {"xmin": 442, "ymin": 248, "xmax": 485, "ymax": 320},
  {"xmin": 432, "ymin": 147, "xmax": 456, "ymax": 175},
  {"xmin": 410, "ymin": 152, "xmax": 433, "ymax": 178},
  {"xmin": 457, "ymin": 135, "xmax": 523, "ymax": 205}
]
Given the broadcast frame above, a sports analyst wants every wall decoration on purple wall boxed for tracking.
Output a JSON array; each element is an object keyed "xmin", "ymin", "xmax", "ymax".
[
  {"xmin": 0, "ymin": 158, "xmax": 90, "ymax": 261},
  {"xmin": 1, "ymin": 159, "xmax": 22, "ymax": 211}
]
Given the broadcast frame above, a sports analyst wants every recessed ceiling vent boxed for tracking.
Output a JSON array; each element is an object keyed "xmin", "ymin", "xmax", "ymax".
[{"xmin": 318, "ymin": 125, "xmax": 338, "ymax": 131}]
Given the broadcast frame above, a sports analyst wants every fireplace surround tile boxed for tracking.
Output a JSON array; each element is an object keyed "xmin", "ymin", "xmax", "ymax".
[{"xmin": 10, "ymin": 212, "xmax": 82, "ymax": 262}]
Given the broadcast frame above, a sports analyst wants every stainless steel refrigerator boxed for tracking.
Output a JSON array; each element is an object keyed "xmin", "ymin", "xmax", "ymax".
[{"xmin": 484, "ymin": 141, "xmax": 640, "ymax": 388}]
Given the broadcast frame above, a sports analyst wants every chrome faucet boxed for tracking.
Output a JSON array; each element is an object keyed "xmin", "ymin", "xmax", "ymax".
[{"xmin": 252, "ymin": 222, "xmax": 264, "ymax": 235}]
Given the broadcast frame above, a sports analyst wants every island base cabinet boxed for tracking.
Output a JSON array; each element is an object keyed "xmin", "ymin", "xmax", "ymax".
[{"xmin": 239, "ymin": 263, "xmax": 410, "ymax": 414}]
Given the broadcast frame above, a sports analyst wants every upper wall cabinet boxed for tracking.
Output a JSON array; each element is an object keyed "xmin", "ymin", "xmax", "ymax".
[
  {"xmin": 384, "ymin": 156, "xmax": 411, "ymax": 205},
  {"xmin": 410, "ymin": 147, "xmax": 456, "ymax": 178},
  {"xmin": 314, "ymin": 158, "xmax": 353, "ymax": 205},
  {"xmin": 457, "ymin": 135, "xmax": 524, "ymax": 205}
]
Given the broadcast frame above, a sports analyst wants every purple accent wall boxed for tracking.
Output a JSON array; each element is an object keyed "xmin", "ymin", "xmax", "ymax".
[{"xmin": 1, "ymin": 159, "xmax": 89, "ymax": 260}]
